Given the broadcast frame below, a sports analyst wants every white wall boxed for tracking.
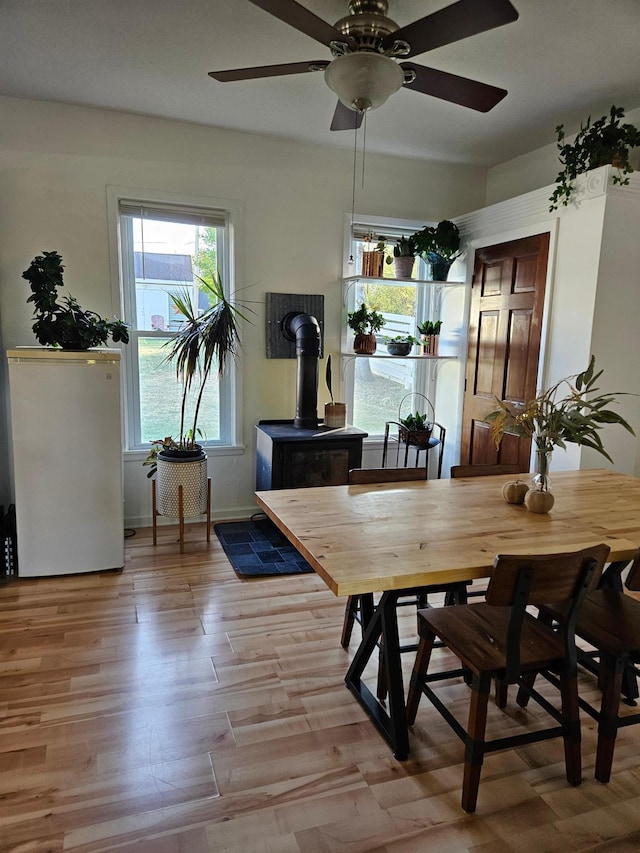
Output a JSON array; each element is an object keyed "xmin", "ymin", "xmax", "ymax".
[{"xmin": 0, "ymin": 95, "xmax": 488, "ymax": 522}]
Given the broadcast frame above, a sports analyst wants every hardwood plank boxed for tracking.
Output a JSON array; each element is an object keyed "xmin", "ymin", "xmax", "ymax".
[{"xmin": 1, "ymin": 520, "xmax": 640, "ymax": 850}]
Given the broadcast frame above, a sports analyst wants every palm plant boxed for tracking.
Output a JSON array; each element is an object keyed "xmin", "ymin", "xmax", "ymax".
[{"xmin": 144, "ymin": 271, "xmax": 248, "ymax": 474}]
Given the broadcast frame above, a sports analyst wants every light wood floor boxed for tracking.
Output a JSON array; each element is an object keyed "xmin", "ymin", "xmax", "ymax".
[{"xmin": 2, "ymin": 523, "xmax": 640, "ymax": 852}]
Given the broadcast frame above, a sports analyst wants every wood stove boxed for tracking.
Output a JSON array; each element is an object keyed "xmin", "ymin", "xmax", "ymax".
[
  {"xmin": 256, "ymin": 420, "xmax": 368, "ymax": 490},
  {"xmin": 256, "ymin": 311, "xmax": 367, "ymax": 489}
]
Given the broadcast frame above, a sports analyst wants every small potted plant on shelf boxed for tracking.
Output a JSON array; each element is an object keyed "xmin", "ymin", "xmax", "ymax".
[
  {"xmin": 384, "ymin": 334, "xmax": 417, "ymax": 356},
  {"xmin": 323, "ymin": 354, "xmax": 346, "ymax": 428},
  {"xmin": 549, "ymin": 105, "xmax": 640, "ymax": 211},
  {"xmin": 417, "ymin": 319, "xmax": 442, "ymax": 355},
  {"xmin": 22, "ymin": 250, "xmax": 129, "ymax": 349},
  {"xmin": 385, "ymin": 235, "xmax": 417, "ymax": 279},
  {"xmin": 413, "ymin": 220, "xmax": 462, "ymax": 281},
  {"xmin": 361, "ymin": 234, "xmax": 386, "ymax": 278},
  {"xmin": 347, "ymin": 302, "xmax": 385, "ymax": 354}
]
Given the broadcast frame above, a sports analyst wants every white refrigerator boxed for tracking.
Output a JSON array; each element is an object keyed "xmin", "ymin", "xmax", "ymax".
[{"xmin": 6, "ymin": 348, "xmax": 124, "ymax": 577}]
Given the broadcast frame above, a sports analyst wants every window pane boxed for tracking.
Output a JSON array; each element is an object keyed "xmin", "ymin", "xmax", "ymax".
[
  {"xmin": 353, "ymin": 359, "xmax": 417, "ymax": 435},
  {"xmin": 351, "ymin": 277, "xmax": 419, "ymax": 435},
  {"xmin": 138, "ymin": 336, "xmax": 220, "ymax": 444},
  {"xmin": 132, "ymin": 219, "xmax": 218, "ymax": 332},
  {"xmin": 119, "ymin": 206, "xmax": 228, "ymax": 449}
]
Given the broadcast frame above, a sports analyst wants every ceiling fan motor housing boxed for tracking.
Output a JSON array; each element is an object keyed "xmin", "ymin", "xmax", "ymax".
[{"xmin": 334, "ymin": 0, "xmax": 399, "ymax": 51}]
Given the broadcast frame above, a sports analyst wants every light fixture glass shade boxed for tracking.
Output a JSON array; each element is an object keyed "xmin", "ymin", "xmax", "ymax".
[{"xmin": 324, "ymin": 52, "xmax": 403, "ymax": 112}]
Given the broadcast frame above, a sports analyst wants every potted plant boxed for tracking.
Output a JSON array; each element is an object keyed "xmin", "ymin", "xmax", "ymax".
[
  {"xmin": 384, "ymin": 334, "xmax": 417, "ymax": 356},
  {"xmin": 361, "ymin": 234, "xmax": 386, "ymax": 278},
  {"xmin": 22, "ymin": 250, "xmax": 129, "ymax": 349},
  {"xmin": 485, "ymin": 355, "xmax": 634, "ymax": 512},
  {"xmin": 347, "ymin": 302, "xmax": 385, "ymax": 354},
  {"xmin": 144, "ymin": 271, "xmax": 247, "ymax": 520},
  {"xmin": 413, "ymin": 220, "xmax": 462, "ymax": 281},
  {"xmin": 417, "ymin": 319, "xmax": 442, "ymax": 355},
  {"xmin": 549, "ymin": 105, "xmax": 640, "ymax": 211},
  {"xmin": 385, "ymin": 235, "xmax": 417, "ymax": 279},
  {"xmin": 398, "ymin": 410, "xmax": 434, "ymax": 447},
  {"xmin": 323, "ymin": 354, "xmax": 346, "ymax": 428}
]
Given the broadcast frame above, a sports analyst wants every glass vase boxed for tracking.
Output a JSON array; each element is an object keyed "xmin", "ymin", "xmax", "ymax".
[{"xmin": 531, "ymin": 446, "xmax": 553, "ymax": 492}]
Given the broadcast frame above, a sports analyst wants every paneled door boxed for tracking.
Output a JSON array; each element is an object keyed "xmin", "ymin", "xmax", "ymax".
[{"xmin": 460, "ymin": 233, "xmax": 549, "ymax": 470}]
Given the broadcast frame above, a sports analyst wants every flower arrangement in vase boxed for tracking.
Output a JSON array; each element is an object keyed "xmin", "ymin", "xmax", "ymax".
[{"xmin": 485, "ymin": 356, "xmax": 634, "ymax": 512}]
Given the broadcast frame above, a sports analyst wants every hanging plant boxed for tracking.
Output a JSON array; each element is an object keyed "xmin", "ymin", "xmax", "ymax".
[{"xmin": 549, "ymin": 105, "xmax": 640, "ymax": 211}]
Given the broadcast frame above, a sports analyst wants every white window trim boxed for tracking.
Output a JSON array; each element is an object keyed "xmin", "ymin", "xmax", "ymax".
[{"xmin": 106, "ymin": 186, "xmax": 245, "ymax": 454}]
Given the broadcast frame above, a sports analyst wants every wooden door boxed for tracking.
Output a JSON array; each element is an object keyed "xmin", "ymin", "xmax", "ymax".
[{"xmin": 460, "ymin": 233, "xmax": 549, "ymax": 471}]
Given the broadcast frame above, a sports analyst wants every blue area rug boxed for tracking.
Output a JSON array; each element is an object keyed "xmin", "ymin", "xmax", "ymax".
[{"xmin": 214, "ymin": 517, "xmax": 315, "ymax": 578}]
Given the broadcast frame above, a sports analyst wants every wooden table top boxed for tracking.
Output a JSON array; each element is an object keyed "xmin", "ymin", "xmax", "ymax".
[{"xmin": 256, "ymin": 469, "xmax": 640, "ymax": 597}]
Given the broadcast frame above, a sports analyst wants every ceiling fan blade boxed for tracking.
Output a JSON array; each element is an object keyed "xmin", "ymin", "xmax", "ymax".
[
  {"xmin": 382, "ymin": 0, "xmax": 518, "ymax": 58},
  {"xmin": 248, "ymin": 0, "xmax": 355, "ymax": 49},
  {"xmin": 209, "ymin": 60, "xmax": 328, "ymax": 82},
  {"xmin": 401, "ymin": 63, "xmax": 507, "ymax": 112},
  {"xmin": 330, "ymin": 101, "xmax": 364, "ymax": 132}
]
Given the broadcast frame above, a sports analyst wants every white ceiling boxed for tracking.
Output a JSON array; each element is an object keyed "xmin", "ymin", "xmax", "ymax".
[{"xmin": 1, "ymin": 0, "xmax": 639, "ymax": 167}]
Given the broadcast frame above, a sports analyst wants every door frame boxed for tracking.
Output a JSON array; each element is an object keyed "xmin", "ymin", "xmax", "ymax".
[{"xmin": 455, "ymin": 216, "xmax": 560, "ymax": 471}]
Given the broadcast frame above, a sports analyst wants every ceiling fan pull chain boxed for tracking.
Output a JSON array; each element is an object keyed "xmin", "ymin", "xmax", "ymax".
[
  {"xmin": 349, "ymin": 117, "xmax": 360, "ymax": 264},
  {"xmin": 361, "ymin": 109, "xmax": 367, "ymax": 190}
]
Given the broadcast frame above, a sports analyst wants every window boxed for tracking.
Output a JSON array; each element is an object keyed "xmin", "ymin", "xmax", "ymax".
[
  {"xmin": 117, "ymin": 200, "xmax": 237, "ymax": 450},
  {"xmin": 345, "ymin": 217, "xmax": 437, "ymax": 437}
]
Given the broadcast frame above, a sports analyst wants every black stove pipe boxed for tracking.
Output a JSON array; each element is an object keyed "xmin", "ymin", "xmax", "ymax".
[{"xmin": 281, "ymin": 311, "xmax": 321, "ymax": 429}]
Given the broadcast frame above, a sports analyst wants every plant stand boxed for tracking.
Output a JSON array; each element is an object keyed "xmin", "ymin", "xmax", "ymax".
[
  {"xmin": 151, "ymin": 477, "xmax": 211, "ymax": 554},
  {"xmin": 382, "ymin": 421, "xmax": 446, "ymax": 478}
]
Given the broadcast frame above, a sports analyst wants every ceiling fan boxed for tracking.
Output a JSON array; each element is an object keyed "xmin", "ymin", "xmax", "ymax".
[{"xmin": 209, "ymin": 0, "xmax": 519, "ymax": 131}]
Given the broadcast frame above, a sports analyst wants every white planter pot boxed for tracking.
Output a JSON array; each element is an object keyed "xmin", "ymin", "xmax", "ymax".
[{"xmin": 156, "ymin": 453, "xmax": 208, "ymax": 517}]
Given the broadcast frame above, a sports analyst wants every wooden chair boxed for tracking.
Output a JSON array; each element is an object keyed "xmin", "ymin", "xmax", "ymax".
[
  {"xmin": 450, "ymin": 463, "xmax": 521, "ymax": 478},
  {"xmin": 528, "ymin": 549, "xmax": 640, "ymax": 783},
  {"xmin": 341, "ymin": 467, "xmax": 468, "ymax": 699},
  {"xmin": 406, "ymin": 544, "xmax": 610, "ymax": 813},
  {"xmin": 450, "ymin": 463, "xmax": 523, "ymax": 601}
]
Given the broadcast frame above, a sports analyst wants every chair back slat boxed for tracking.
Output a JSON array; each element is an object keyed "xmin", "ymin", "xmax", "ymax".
[
  {"xmin": 624, "ymin": 549, "xmax": 640, "ymax": 591},
  {"xmin": 486, "ymin": 545, "xmax": 610, "ymax": 608},
  {"xmin": 450, "ymin": 463, "xmax": 521, "ymax": 478},
  {"xmin": 488, "ymin": 545, "xmax": 610, "ymax": 683},
  {"xmin": 349, "ymin": 467, "xmax": 427, "ymax": 485}
]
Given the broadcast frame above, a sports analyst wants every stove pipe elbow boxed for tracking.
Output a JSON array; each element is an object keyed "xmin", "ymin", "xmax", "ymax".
[{"xmin": 281, "ymin": 312, "xmax": 322, "ymax": 429}]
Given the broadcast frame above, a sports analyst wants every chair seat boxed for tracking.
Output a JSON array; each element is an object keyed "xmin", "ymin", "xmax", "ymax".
[
  {"xmin": 420, "ymin": 602, "xmax": 568, "ymax": 675},
  {"xmin": 544, "ymin": 590, "xmax": 640, "ymax": 657}
]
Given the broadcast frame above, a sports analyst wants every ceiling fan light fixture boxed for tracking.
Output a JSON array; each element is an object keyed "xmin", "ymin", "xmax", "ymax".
[{"xmin": 324, "ymin": 52, "xmax": 403, "ymax": 111}]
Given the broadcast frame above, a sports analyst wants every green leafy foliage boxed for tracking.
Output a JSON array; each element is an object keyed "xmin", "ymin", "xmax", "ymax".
[
  {"xmin": 22, "ymin": 251, "xmax": 129, "ymax": 350},
  {"xmin": 413, "ymin": 220, "xmax": 461, "ymax": 262},
  {"xmin": 384, "ymin": 234, "xmax": 417, "ymax": 264},
  {"xmin": 385, "ymin": 335, "xmax": 417, "ymax": 344},
  {"xmin": 485, "ymin": 356, "xmax": 635, "ymax": 463},
  {"xmin": 347, "ymin": 303, "xmax": 385, "ymax": 334},
  {"xmin": 400, "ymin": 411, "xmax": 432, "ymax": 431},
  {"xmin": 325, "ymin": 353, "xmax": 334, "ymax": 404},
  {"xmin": 144, "ymin": 271, "xmax": 250, "ymax": 472},
  {"xmin": 549, "ymin": 105, "xmax": 640, "ymax": 211},
  {"xmin": 417, "ymin": 319, "xmax": 442, "ymax": 336}
]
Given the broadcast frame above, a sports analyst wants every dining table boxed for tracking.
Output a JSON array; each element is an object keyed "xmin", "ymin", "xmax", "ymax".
[{"xmin": 255, "ymin": 468, "xmax": 640, "ymax": 760}]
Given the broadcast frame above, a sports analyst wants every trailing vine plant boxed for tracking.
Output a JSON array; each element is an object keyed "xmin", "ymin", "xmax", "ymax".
[{"xmin": 549, "ymin": 105, "xmax": 640, "ymax": 211}]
